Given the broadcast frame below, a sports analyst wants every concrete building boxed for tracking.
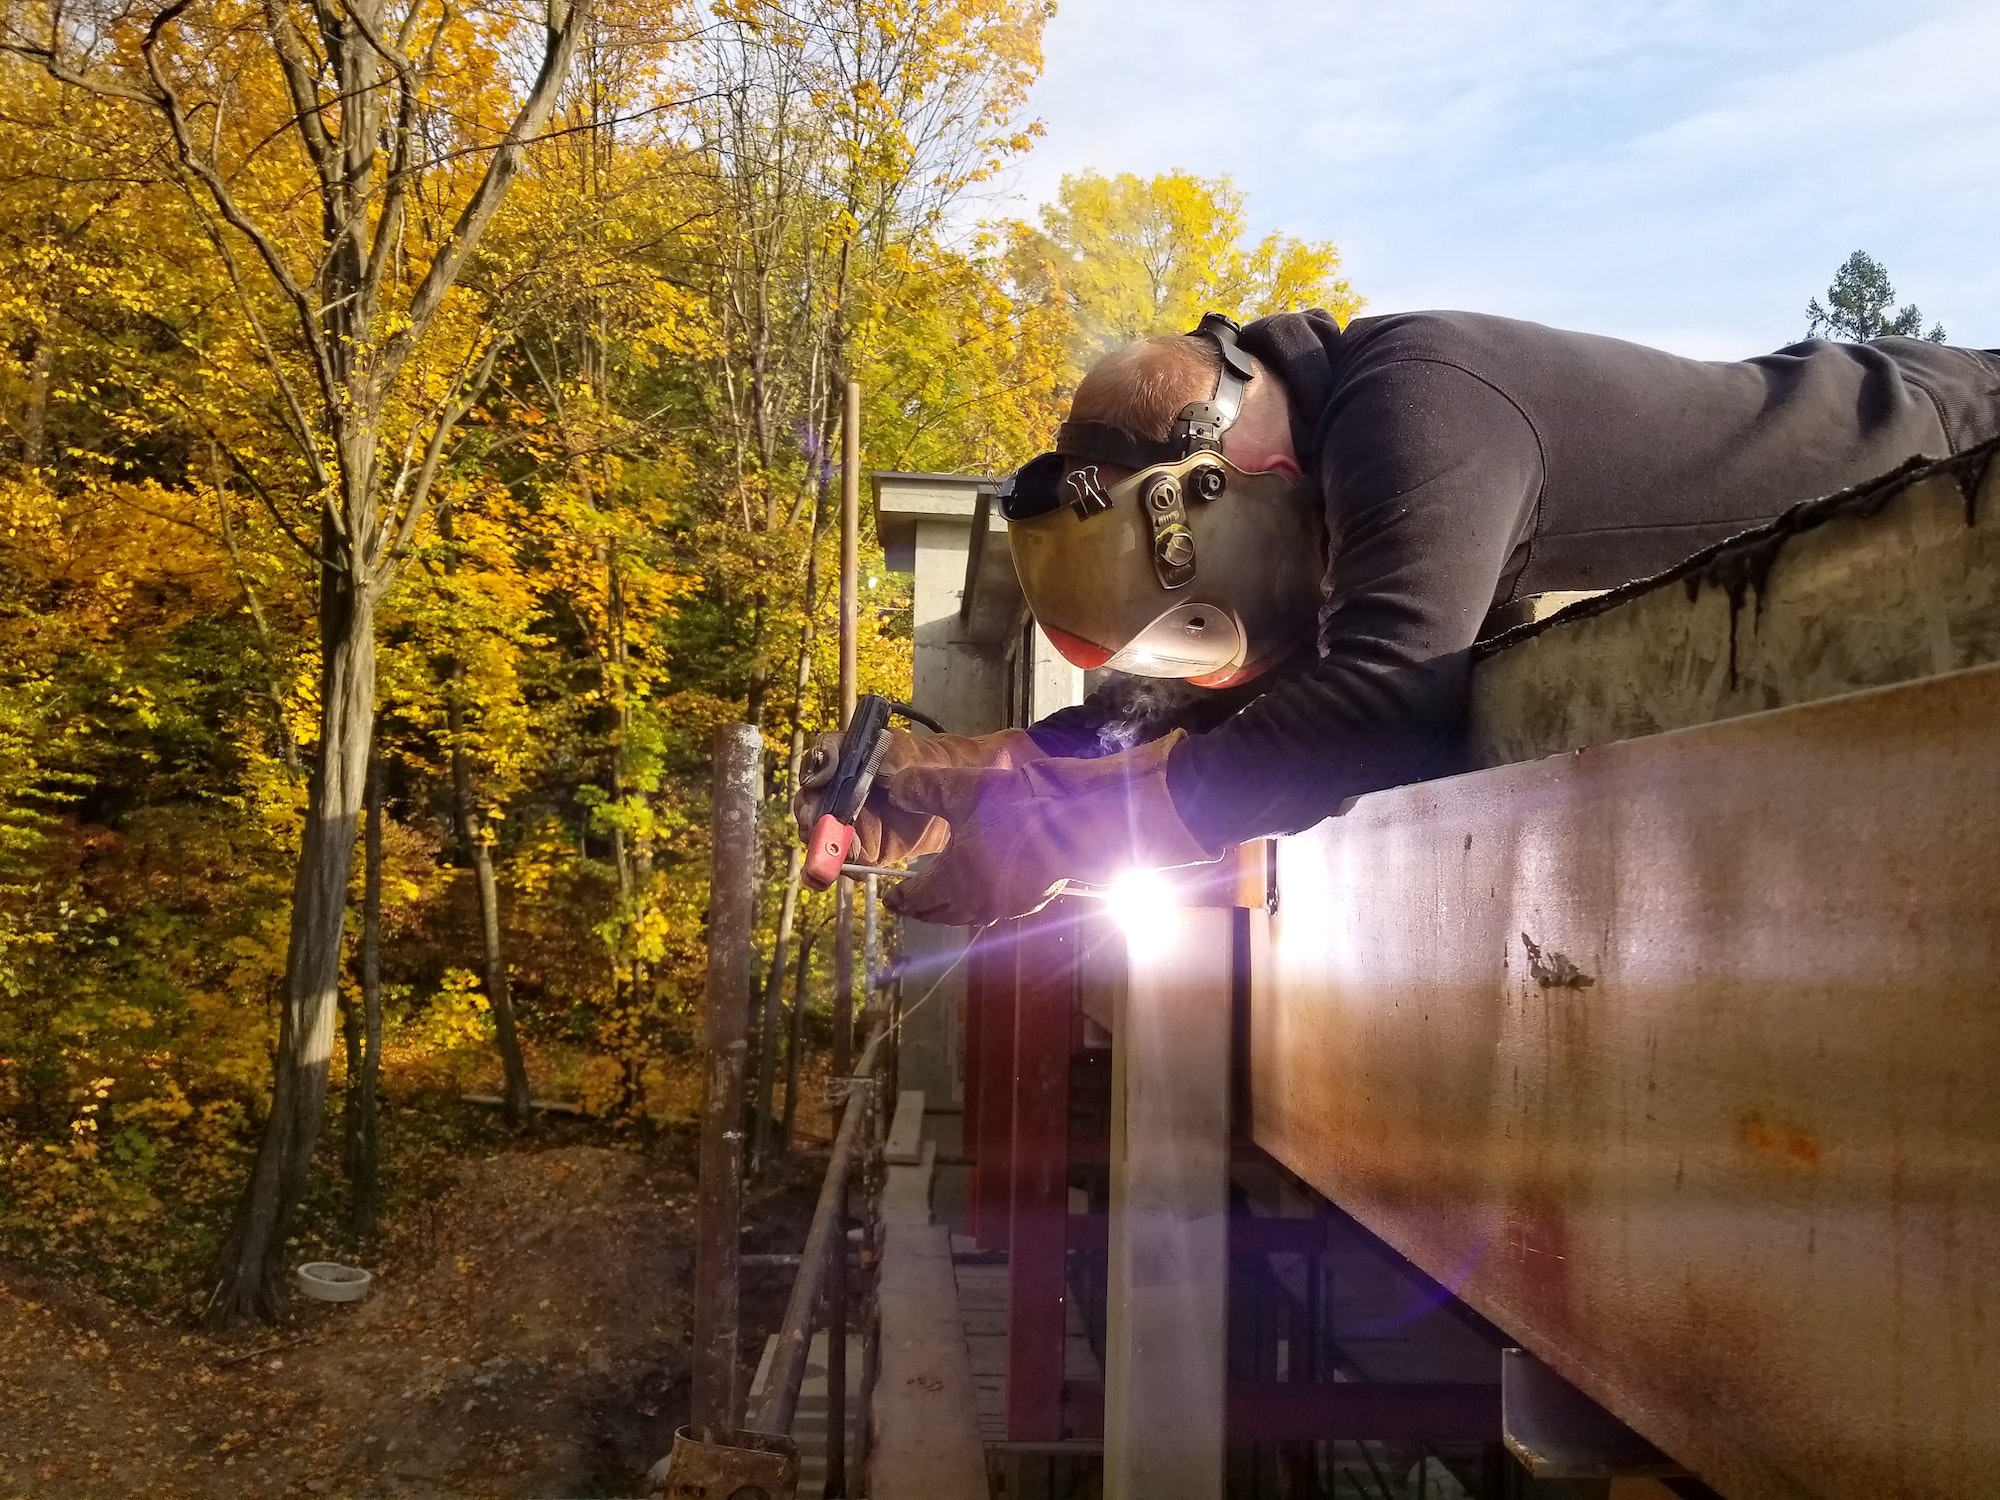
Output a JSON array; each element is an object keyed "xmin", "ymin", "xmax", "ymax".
[{"xmin": 871, "ymin": 471, "xmax": 1085, "ymax": 1114}]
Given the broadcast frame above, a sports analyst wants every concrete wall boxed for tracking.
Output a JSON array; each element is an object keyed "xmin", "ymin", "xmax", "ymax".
[
  {"xmin": 1471, "ymin": 441, "xmax": 2000, "ymax": 766},
  {"xmin": 912, "ymin": 517, "xmax": 1010, "ymax": 739},
  {"xmin": 889, "ymin": 488, "xmax": 1086, "ymax": 1110}
]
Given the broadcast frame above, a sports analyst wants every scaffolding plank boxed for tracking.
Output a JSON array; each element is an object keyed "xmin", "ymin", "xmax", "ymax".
[
  {"xmin": 885, "ymin": 1089, "xmax": 927, "ymax": 1165},
  {"xmin": 1251, "ymin": 662, "xmax": 2000, "ymax": 1500},
  {"xmin": 873, "ymin": 1147, "xmax": 988, "ymax": 1500}
]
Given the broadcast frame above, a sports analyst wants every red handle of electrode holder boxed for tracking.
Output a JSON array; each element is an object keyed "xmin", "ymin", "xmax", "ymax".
[{"xmin": 803, "ymin": 813, "xmax": 856, "ymax": 891}]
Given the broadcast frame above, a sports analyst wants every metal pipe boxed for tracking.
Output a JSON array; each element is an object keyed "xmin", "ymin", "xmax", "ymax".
[
  {"xmin": 863, "ymin": 873, "xmax": 879, "ymax": 993},
  {"xmin": 779, "ymin": 921, "xmax": 816, "ymax": 1154},
  {"xmin": 827, "ymin": 876, "xmax": 854, "ymax": 1495},
  {"xmin": 852, "ymin": 1078, "xmax": 881, "ymax": 1487},
  {"xmin": 839, "ymin": 376, "xmax": 860, "ymax": 727},
  {"xmin": 692, "ymin": 723, "xmax": 761, "ymax": 1435},
  {"xmin": 752, "ymin": 846, "xmax": 805, "ymax": 1175},
  {"xmin": 752, "ymin": 1023, "xmax": 889, "ymax": 1436}
]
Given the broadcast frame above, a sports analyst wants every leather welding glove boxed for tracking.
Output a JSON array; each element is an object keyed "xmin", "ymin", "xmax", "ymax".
[
  {"xmin": 791, "ymin": 727, "xmax": 1046, "ymax": 868},
  {"xmin": 881, "ymin": 730, "xmax": 1217, "ymax": 926}
]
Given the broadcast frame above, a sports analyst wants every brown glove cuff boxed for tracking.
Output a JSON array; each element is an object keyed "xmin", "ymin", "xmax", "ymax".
[{"xmin": 885, "ymin": 727, "xmax": 1044, "ymax": 776}]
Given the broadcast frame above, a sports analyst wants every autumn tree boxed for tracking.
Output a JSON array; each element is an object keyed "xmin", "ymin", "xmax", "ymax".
[
  {"xmin": 2, "ymin": 0, "xmax": 595, "ymax": 1319},
  {"xmin": 1009, "ymin": 170, "xmax": 1363, "ymax": 369}
]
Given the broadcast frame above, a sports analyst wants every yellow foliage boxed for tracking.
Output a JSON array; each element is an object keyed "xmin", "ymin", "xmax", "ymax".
[
  {"xmin": 1011, "ymin": 170, "xmax": 1365, "ymax": 369},
  {"xmin": 0, "ymin": 0, "xmax": 1361, "ymax": 1309}
]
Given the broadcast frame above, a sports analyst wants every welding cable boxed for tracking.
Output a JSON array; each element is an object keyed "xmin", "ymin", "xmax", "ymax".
[{"xmin": 884, "ymin": 918, "xmax": 997, "ymax": 1036}]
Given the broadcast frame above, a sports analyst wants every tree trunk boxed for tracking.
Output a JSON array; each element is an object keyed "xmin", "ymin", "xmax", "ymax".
[
  {"xmin": 751, "ymin": 845, "xmax": 805, "ymax": 1174},
  {"xmin": 351, "ymin": 747, "xmax": 384, "ymax": 1240},
  {"xmin": 339, "ymin": 992, "xmax": 362, "ymax": 1177},
  {"xmin": 779, "ymin": 921, "xmax": 818, "ymax": 1155},
  {"xmin": 210, "ymin": 561, "xmax": 375, "ymax": 1323},
  {"xmin": 449, "ymin": 670, "xmax": 532, "ymax": 1128},
  {"xmin": 21, "ymin": 336, "xmax": 52, "ymax": 472}
]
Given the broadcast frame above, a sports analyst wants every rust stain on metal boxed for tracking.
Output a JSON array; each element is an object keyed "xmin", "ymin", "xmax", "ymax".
[
  {"xmin": 1736, "ymin": 1111, "xmax": 1822, "ymax": 1169},
  {"xmin": 1520, "ymin": 933, "xmax": 1594, "ymax": 989},
  {"xmin": 1503, "ymin": 1182, "xmax": 1573, "ymax": 1305}
]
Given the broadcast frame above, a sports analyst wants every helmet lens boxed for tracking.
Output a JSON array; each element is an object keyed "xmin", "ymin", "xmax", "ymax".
[
  {"xmin": 1101, "ymin": 602, "xmax": 1244, "ymax": 678},
  {"xmin": 999, "ymin": 453, "xmax": 1066, "ymax": 521}
]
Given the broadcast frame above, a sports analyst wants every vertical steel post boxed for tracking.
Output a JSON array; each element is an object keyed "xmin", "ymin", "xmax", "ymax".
[
  {"xmin": 827, "ymin": 879, "xmax": 853, "ymax": 1496},
  {"xmin": 840, "ymin": 376, "xmax": 860, "ymax": 727},
  {"xmin": 972, "ymin": 922, "xmax": 1019, "ymax": 1251},
  {"xmin": 863, "ymin": 873, "xmax": 880, "ymax": 1004},
  {"xmin": 1104, "ymin": 906, "xmax": 1234, "ymax": 1500},
  {"xmin": 1007, "ymin": 909, "xmax": 1076, "ymax": 1440},
  {"xmin": 825, "ymin": 374, "xmax": 861, "ymax": 1496},
  {"xmin": 693, "ymin": 723, "xmax": 761, "ymax": 1436}
]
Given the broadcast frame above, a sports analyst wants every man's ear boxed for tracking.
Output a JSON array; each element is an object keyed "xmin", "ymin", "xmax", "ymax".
[{"xmin": 1230, "ymin": 451, "xmax": 1302, "ymax": 481}]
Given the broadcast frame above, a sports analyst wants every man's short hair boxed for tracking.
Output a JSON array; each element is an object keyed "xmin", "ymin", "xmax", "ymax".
[{"xmin": 1070, "ymin": 333, "xmax": 1223, "ymax": 442}]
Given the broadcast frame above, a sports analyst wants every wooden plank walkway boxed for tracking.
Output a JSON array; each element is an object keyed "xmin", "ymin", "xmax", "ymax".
[
  {"xmin": 950, "ymin": 1234, "xmax": 1100, "ymax": 1445},
  {"xmin": 874, "ymin": 1143, "xmax": 988, "ymax": 1500}
]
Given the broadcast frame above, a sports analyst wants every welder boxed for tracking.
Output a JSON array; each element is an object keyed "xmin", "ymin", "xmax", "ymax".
[{"xmin": 798, "ymin": 309, "xmax": 2000, "ymax": 925}]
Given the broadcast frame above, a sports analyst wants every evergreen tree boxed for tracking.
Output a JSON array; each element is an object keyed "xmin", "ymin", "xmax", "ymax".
[{"xmin": 1807, "ymin": 251, "xmax": 1946, "ymax": 343}]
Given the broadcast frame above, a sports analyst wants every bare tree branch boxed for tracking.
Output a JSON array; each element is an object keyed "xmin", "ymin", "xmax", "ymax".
[
  {"xmin": 370, "ymin": 332, "xmax": 506, "ymax": 588},
  {"xmin": 381, "ymin": 0, "xmax": 594, "ymax": 384}
]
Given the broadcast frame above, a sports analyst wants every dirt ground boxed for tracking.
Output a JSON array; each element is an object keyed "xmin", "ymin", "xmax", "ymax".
[{"xmin": 0, "ymin": 1143, "xmax": 819, "ymax": 1500}]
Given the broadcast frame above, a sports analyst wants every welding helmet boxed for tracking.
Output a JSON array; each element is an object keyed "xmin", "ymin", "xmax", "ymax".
[{"xmin": 1001, "ymin": 313, "xmax": 1324, "ymax": 688}]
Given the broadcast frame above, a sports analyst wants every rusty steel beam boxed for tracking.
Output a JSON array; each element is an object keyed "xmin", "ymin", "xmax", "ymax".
[
  {"xmin": 971, "ymin": 923, "xmax": 1019, "ymax": 1252},
  {"xmin": 1250, "ymin": 663, "xmax": 2000, "ymax": 1500}
]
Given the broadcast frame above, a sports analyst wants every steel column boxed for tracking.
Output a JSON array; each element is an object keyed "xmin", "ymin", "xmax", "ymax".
[
  {"xmin": 971, "ymin": 921, "xmax": 1018, "ymax": 1251},
  {"xmin": 1006, "ymin": 908, "xmax": 1075, "ymax": 1440},
  {"xmin": 1104, "ymin": 907, "xmax": 1234, "ymax": 1500}
]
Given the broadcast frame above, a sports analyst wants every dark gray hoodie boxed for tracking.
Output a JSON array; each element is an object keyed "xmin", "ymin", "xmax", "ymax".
[{"xmin": 1028, "ymin": 309, "xmax": 2000, "ymax": 850}]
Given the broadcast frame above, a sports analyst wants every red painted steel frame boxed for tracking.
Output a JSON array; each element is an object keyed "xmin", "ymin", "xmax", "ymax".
[
  {"xmin": 1060, "ymin": 1380, "xmax": 1500, "ymax": 1444},
  {"xmin": 1006, "ymin": 909, "xmax": 1076, "ymax": 1440},
  {"xmin": 968, "ymin": 923, "xmax": 1017, "ymax": 1250},
  {"xmin": 961, "ymin": 931, "xmax": 983, "ymax": 1218}
]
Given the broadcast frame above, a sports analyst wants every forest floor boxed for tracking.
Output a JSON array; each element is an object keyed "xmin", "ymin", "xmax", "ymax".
[{"xmin": 0, "ymin": 1138, "xmax": 826, "ymax": 1500}]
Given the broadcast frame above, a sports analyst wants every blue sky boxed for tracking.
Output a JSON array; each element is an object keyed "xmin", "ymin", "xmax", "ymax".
[{"xmin": 996, "ymin": 0, "xmax": 2000, "ymax": 358}]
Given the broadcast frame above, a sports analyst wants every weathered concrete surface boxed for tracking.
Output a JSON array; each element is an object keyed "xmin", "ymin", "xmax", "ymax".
[{"xmin": 1472, "ymin": 438, "xmax": 2000, "ymax": 765}]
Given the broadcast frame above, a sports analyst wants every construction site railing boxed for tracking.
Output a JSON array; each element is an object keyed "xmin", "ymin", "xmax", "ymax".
[{"xmin": 753, "ymin": 1016, "xmax": 890, "ymax": 1438}]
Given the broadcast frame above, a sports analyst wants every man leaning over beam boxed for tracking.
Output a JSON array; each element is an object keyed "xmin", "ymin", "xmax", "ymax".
[{"xmin": 797, "ymin": 309, "xmax": 2000, "ymax": 925}]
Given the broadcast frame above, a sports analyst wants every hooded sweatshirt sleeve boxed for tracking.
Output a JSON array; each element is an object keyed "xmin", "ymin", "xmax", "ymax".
[{"xmin": 1163, "ymin": 355, "xmax": 1544, "ymax": 851}]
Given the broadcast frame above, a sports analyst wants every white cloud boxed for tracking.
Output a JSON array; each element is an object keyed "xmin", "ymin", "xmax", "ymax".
[{"xmin": 1000, "ymin": 0, "xmax": 2000, "ymax": 353}]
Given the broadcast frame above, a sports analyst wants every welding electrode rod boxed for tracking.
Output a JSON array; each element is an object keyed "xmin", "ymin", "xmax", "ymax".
[{"xmin": 692, "ymin": 722, "xmax": 760, "ymax": 1435}]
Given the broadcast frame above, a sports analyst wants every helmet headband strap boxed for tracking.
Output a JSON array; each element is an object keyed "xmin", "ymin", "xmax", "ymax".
[
  {"xmin": 1002, "ymin": 312, "xmax": 1255, "ymax": 522},
  {"xmin": 1052, "ymin": 312, "xmax": 1252, "ymax": 470}
]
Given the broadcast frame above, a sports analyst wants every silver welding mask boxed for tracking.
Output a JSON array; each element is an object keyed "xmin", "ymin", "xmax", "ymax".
[{"xmin": 1000, "ymin": 313, "xmax": 1325, "ymax": 687}]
